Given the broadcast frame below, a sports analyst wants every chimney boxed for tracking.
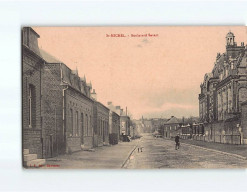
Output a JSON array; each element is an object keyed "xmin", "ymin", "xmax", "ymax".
[
  {"xmin": 22, "ymin": 27, "xmax": 41, "ymax": 56},
  {"xmin": 107, "ymin": 101, "xmax": 112, "ymax": 105},
  {"xmin": 115, "ymin": 106, "xmax": 121, "ymax": 115},
  {"xmin": 91, "ymin": 89, "xmax": 97, "ymax": 100}
]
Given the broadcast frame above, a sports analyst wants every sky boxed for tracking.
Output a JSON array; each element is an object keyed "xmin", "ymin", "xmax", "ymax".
[{"xmin": 33, "ymin": 26, "xmax": 247, "ymax": 120}]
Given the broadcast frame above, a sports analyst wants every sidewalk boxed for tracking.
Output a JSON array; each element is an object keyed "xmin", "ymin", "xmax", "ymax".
[
  {"xmin": 41, "ymin": 139, "xmax": 139, "ymax": 169},
  {"xmin": 179, "ymin": 138, "xmax": 247, "ymax": 159}
]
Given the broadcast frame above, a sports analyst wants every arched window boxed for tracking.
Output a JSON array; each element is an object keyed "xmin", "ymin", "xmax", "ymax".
[
  {"xmin": 75, "ymin": 111, "xmax": 78, "ymax": 136},
  {"xmin": 80, "ymin": 113, "xmax": 84, "ymax": 141},
  {"xmin": 70, "ymin": 109, "xmax": 73, "ymax": 135},
  {"xmin": 85, "ymin": 114, "xmax": 88, "ymax": 136},
  {"xmin": 89, "ymin": 115, "xmax": 92, "ymax": 136}
]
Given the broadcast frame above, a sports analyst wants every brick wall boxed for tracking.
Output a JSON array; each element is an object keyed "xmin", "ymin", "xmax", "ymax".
[
  {"xmin": 65, "ymin": 87, "xmax": 94, "ymax": 151},
  {"xmin": 41, "ymin": 63, "xmax": 65, "ymax": 157},
  {"xmin": 93, "ymin": 102, "xmax": 110, "ymax": 146},
  {"xmin": 23, "ymin": 128, "xmax": 42, "ymax": 158},
  {"xmin": 22, "ymin": 46, "xmax": 44, "ymax": 158}
]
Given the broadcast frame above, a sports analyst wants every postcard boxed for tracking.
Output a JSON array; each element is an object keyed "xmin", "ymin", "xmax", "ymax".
[{"xmin": 22, "ymin": 26, "xmax": 247, "ymax": 169}]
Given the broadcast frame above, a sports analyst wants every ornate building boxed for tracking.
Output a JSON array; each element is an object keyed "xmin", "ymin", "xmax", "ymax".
[{"xmin": 199, "ymin": 32, "xmax": 247, "ymax": 143}]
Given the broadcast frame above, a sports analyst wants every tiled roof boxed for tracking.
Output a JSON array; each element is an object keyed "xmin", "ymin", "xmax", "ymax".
[{"xmin": 40, "ymin": 48, "xmax": 62, "ymax": 63}]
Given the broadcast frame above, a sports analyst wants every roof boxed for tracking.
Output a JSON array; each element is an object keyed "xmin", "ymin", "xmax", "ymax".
[
  {"xmin": 166, "ymin": 116, "xmax": 180, "ymax": 124},
  {"xmin": 226, "ymin": 31, "xmax": 234, "ymax": 37},
  {"xmin": 40, "ymin": 48, "xmax": 63, "ymax": 63}
]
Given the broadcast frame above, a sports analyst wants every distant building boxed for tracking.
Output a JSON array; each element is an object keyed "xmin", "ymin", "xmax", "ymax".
[
  {"xmin": 163, "ymin": 116, "xmax": 180, "ymax": 138},
  {"xmin": 107, "ymin": 102, "xmax": 120, "ymax": 144},
  {"xmin": 151, "ymin": 118, "xmax": 167, "ymax": 133},
  {"xmin": 199, "ymin": 31, "xmax": 247, "ymax": 144},
  {"xmin": 140, "ymin": 116, "xmax": 153, "ymax": 133},
  {"xmin": 115, "ymin": 106, "xmax": 130, "ymax": 136}
]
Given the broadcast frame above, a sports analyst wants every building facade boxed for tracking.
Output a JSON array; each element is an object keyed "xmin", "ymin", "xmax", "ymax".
[
  {"xmin": 163, "ymin": 116, "xmax": 180, "ymax": 138},
  {"xmin": 107, "ymin": 102, "xmax": 120, "ymax": 145},
  {"xmin": 93, "ymin": 101, "xmax": 110, "ymax": 147},
  {"xmin": 41, "ymin": 52, "xmax": 95, "ymax": 155},
  {"xmin": 199, "ymin": 32, "xmax": 247, "ymax": 144},
  {"xmin": 22, "ymin": 27, "xmax": 45, "ymax": 159}
]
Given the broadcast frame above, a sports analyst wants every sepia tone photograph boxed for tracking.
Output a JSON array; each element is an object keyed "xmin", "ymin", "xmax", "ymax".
[{"xmin": 22, "ymin": 26, "xmax": 247, "ymax": 169}]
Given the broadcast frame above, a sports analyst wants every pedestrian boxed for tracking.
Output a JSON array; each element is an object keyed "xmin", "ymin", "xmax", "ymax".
[{"xmin": 175, "ymin": 134, "xmax": 180, "ymax": 150}]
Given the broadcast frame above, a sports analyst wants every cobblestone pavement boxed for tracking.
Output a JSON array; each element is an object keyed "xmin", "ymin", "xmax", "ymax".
[
  {"xmin": 42, "ymin": 140, "xmax": 138, "ymax": 169},
  {"xmin": 125, "ymin": 134, "xmax": 247, "ymax": 169}
]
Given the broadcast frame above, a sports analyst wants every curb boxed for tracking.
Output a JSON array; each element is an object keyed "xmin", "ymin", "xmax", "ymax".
[
  {"xmin": 181, "ymin": 142, "xmax": 247, "ymax": 160},
  {"xmin": 121, "ymin": 140, "xmax": 139, "ymax": 168}
]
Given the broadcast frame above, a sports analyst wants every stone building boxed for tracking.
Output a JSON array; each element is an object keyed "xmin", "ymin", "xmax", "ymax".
[
  {"xmin": 120, "ymin": 115, "xmax": 130, "ymax": 136},
  {"xmin": 199, "ymin": 31, "xmax": 247, "ymax": 144},
  {"xmin": 107, "ymin": 102, "xmax": 120, "ymax": 145},
  {"xmin": 163, "ymin": 116, "xmax": 180, "ymax": 138},
  {"xmin": 114, "ymin": 106, "xmax": 130, "ymax": 136},
  {"xmin": 22, "ymin": 27, "xmax": 45, "ymax": 159}
]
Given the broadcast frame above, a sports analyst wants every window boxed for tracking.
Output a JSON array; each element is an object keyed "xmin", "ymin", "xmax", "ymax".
[
  {"xmin": 28, "ymin": 85, "xmax": 35, "ymax": 128},
  {"xmin": 70, "ymin": 109, "xmax": 73, "ymax": 135},
  {"xmin": 75, "ymin": 111, "xmax": 78, "ymax": 136},
  {"xmin": 101, "ymin": 120, "xmax": 103, "ymax": 135},
  {"xmin": 97, "ymin": 119, "xmax": 100, "ymax": 135},
  {"xmin": 85, "ymin": 114, "xmax": 88, "ymax": 136},
  {"xmin": 89, "ymin": 115, "xmax": 92, "ymax": 136},
  {"xmin": 80, "ymin": 113, "xmax": 84, "ymax": 139}
]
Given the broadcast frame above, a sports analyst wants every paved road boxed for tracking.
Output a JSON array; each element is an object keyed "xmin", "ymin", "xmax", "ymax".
[{"xmin": 125, "ymin": 134, "xmax": 247, "ymax": 169}]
